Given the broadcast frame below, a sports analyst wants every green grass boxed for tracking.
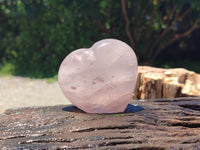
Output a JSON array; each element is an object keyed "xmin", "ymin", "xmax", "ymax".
[
  {"xmin": 46, "ymin": 74, "xmax": 58, "ymax": 83},
  {"xmin": 0, "ymin": 63, "xmax": 14, "ymax": 76},
  {"xmin": 113, "ymin": 114, "xmax": 125, "ymax": 117},
  {"xmin": 0, "ymin": 63, "xmax": 58, "ymax": 83}
]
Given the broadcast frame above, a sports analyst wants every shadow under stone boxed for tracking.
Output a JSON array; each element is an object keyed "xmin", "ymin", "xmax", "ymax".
[
  {"xmin": 124, "ymin": 104, "xmax": 144, "ymax": 113},
  {"xmin": 62, "ymin": 104, "xmax": 144, "ymax": 114},
  {"xmin": 62, "ymin": 105, "xmax": 85, "ymax": 113}
]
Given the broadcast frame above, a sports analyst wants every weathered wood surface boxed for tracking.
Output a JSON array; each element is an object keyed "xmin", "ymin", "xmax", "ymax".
[
  {"xmin": 133, "ymin": 66, "xmax": 200, "ymax": 99},
  {"xmin": 0, "ymin": 97, "xmax": 200, "ymax": 150}
]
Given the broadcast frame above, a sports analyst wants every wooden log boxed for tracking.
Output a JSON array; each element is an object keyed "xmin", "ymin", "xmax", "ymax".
[
  {"xmin": 136, "ymin": 72, "xmax": 163, "ymax": 99},
  {"xmin": 0, "ymin": 97, "xmax": 200, "ymax": 149},
  {"xmin": 133, "ymin": 66, "xmax": 200, "ymax": 99}
]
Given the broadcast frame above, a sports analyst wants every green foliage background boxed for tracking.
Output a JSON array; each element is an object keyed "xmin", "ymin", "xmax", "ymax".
[{"xmin": 0, "ymin": 0, "xmax": 200, "ymax": 77}]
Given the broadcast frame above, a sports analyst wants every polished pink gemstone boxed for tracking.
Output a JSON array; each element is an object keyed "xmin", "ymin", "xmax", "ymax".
[{"xmin": 58, "ymin": 39, "xmax": 138, "ymax": 113}]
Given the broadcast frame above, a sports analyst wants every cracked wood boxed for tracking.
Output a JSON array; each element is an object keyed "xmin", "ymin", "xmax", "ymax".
[{"xmin": 0, "ymin": 97, "xmax": 200, "ymax": 149}]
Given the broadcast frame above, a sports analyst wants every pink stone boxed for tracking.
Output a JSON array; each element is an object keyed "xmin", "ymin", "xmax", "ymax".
[{"xmin": 58, "ymin": 39, "xmax": 138, "ymax": 113}]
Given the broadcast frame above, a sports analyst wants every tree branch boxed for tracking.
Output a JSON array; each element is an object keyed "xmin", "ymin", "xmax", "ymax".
[
  {"xmin": 153, "ymin": 19, "xmax": 200, "ymax": 60},
  {"xmin": 121, "ymin": 0, "xmax": 136, "ymax": 49},
  {"xmin": 148, "ymin": 6, "xmax": 191, "ymax": 57},
  {"xmin": 141, "ymin": 0, "xmax": 153, "ymax": 20},
  {"xmin": 146, "ymin": 2, "xmax": 162, "ymax": 55},
  {"xmin": 135, "ymin": 0, "xmax": 153, "ymax": 41}
]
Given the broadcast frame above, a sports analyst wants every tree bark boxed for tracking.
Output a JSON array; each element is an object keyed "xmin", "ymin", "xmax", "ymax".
[{"xmin": 133, "ymin": 66, "xmax": 200, "ymax": 99}]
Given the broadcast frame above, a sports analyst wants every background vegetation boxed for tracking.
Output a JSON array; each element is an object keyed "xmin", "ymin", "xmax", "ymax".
[{"xmin": 0, "ymin": 0, "xmax": 200, "ymax": 78}]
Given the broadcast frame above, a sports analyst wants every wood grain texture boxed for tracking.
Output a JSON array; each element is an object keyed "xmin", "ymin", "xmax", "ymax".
[
  {"xmin": 133, "ymin": 66, "xmax": 200, "ymax": 99},
  {"xmin": 0, "ymin": 97, "xmax": 200, "ymax": 149}
]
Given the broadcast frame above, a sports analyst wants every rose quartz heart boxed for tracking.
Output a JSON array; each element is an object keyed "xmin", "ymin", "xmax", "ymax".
[{"xmin": 58, "ymin": 39, "xmax": 138, "ymax": 113}]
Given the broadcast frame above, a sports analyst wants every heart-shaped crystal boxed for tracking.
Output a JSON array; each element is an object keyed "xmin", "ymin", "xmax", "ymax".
[{"xmin": 58, "ymin": 39, "xmax": 138, "ymax": 113}]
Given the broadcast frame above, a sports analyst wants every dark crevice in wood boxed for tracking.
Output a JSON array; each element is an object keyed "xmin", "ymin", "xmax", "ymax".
[
  {"xmin": 100, "ymin": 136, "xmax": 134, "ymax": 140},
  {"xmin": 0, "ymin": 135, "xmax": 26, "ymax": 140},
  {"xmin": 72, "ymin": 125, "xmax": 137, "ymax": 133},
  {"xmin": 98, "ymin": 140, "xmax": 141, "ymax": 146},
  {"xmin": 180, "ymin": 105, "xmax": 200, "ymax": 111},
  {"xmin": 19, "ymin": 138, "xmax": 72, "ymax": 144},
  {"xmin": 170, "ymin": 122, "xmax": 200, "ymax": 128},
  {"xmin": 182, "ymin": 139, "xmax": 200, "ymax": 144}
]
